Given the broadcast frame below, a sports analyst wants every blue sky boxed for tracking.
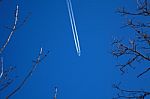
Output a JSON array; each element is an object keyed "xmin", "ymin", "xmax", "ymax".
[{"xmin": 0, "ymin": 0, "xmax": 140, "ymax": 99}]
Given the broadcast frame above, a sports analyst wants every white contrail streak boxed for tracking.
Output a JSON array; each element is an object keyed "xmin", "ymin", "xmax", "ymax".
[{"xmin": 66, "ymin": 0, "xmax": 81, "ymax": 56}]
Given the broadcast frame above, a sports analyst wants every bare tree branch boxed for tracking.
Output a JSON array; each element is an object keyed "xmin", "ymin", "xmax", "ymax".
[
  {"xmin": 0, "ymin": 66, "xmax": 17, "ymax": 93},
  {"xmin": 137, "ymin": 67, "xmax": 150, "ymax": 78},
  {"xmin": 117, "ymin": 0, "xmax": 150, "ymax": 16},
  {"xmin": 113, "ymin": 0, "xmax": 150, "ymax": 98},
  {"xmin": 112, "ymin": 39, "xmax": 150, "ymax": 74},
  {"xmin": 54, "ymin": 87, "xmax": 58, "ymax": 99},
  {"xmin": 0, "ymin": 57, "xmax": 4, "ymax": 79},
  {"xmin": 5, "ymin": 48, "xmax": 49, "ymax": 99},
  {"xmin": 0, "ymin": 5, "xmax": 19, "ymax": 54},
  {"xmin": 113, "ymin": 84, "xmax": 150, "ymax": 99}
]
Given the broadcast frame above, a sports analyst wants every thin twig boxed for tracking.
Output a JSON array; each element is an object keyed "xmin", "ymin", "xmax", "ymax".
[
  {"xmin": 137, "ymin": 67, "xmax": 150, "ymax": 78},
  {"xmin": 113, "ymin": 84, "xmax": 150, "ymax": 99},
  {"xmin": 5, "ymin": 48, "xmax": 49, "ymax": 99},
  {"xmin": 0, "ymin": 66, "xmax": 16, "ymax": 92},
  {"xmin": 54, "ymin": 87, "xmax": 58, "ymax": 99},
  {"xmin": 0, "ymin": 5, "xmax": 19, "ymax": 54},
  {"xmin": 0, "ymin": 57, "xmax": 3, "ymax": 79}
]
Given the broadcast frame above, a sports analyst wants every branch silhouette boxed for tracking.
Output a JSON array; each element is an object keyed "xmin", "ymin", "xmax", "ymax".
[
  {"xmin": 113, "ymin": 0, "xmax": 150, "ymax": 98},
  {"xmin": 6, "ymin": 48, "xmax": 49, "ymax": 99}
]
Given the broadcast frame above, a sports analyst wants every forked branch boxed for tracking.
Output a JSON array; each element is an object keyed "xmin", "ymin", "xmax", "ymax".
[
  {"xmin": 113, "ymin": 84, "xmax": 150, "ymax": 99},
  {"xmin": 5, "ymin": 48, "xmax": 49, "ymax": 99}
]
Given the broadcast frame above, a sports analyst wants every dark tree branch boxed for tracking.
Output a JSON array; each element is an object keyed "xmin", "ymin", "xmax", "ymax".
[
  {"xmin": 0, "ymin": 66, "xmax": 16, "ymax": 93},
  {"xmin": 137, "ymin": 67, "xmax": 150, "ymax": 78},
  {"xmin": 112, "ymin": 39, "xmax": 150, "ymax": 74},
  {"xmin": 113, "ymin": 84, "xmax": 150, "ymax": 99},
  {"xmin": 0, "ymin": 2, "xmax": 49, "ymax": 99},
  {"xmin": 117, "ymin": 0, "xmax": 150, "ymax": 16},
  {"xmin": 113, "ymin": 0, "xmax": 150, "ymax": 98},
  {"xmin": 5, "ymin": 48, "xmax": 49, "ymax": 99}
]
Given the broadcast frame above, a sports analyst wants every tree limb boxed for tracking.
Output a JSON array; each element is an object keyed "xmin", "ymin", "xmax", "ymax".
[
  {"xmin": 5, "ymin": 48, "xmax": 49, "ymax": 99},
  {"xmin": 0, "ymin": 5, "xmax": 19, "ymax": 54}
]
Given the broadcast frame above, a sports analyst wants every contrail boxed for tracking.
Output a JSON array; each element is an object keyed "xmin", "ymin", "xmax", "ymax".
[{"xmin": 66, "ymin": 0, "xmax": 81, "ymax": 56}]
